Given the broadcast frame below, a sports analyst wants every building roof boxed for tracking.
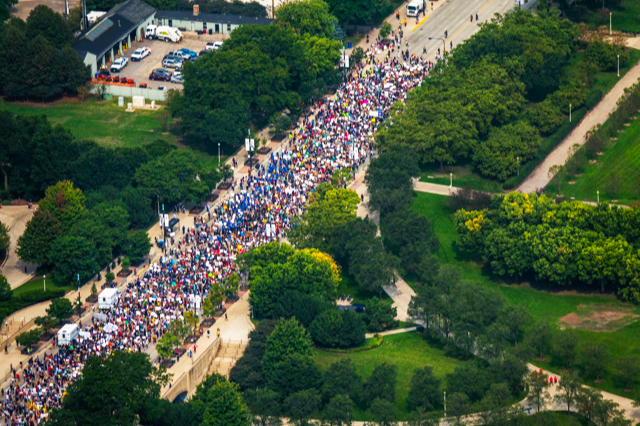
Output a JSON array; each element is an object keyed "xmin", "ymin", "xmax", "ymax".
[
  {"xmin": 73, "ymin": 13, "xmax": 136, "ymax": 57},
  {"xmin": 155, "ymin": 10, "xmax": 273, "ymax": 26},
  {"xmin": 106, "ymin": 0, "xmax": 156, "ymax": 24}
]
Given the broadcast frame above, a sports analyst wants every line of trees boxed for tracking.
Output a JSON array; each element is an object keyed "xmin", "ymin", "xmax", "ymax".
[
  {"xmin": 455, "ymin": 192, "xmax": 640, "ymax": 302},
  {"xmin": 376, "ymin": 10, "xmax": 629, "ymax": 183},
  {"xmin": 0, "ymin": 6, "xmax": 90, "ymax": 100},
  {"xmin": 172, "ymin": 0, "xmax": 342, "ymax": 150}
]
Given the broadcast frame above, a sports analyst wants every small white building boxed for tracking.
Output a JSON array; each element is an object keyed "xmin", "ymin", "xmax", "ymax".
[
  {"xmin": 98, "ymin": 288, "xmax": 121, "ymax": 310},
  {"xmin": 57, "ymin": 324, "xmax": 79, "ymax": 346}
]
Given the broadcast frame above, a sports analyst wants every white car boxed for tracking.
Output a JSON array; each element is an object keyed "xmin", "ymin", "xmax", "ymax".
[
  {"xmin": 205, "ymin": 41, "xmax": 224, "ymax": 51},
  {"xmin": 170, "ymin": 74, "xmax": 183, "ymax": 84},
  {"xmin": 110, "ymin": 57, "xmax": 128, "ymax": 72},
  {"xmin": 131, "ymin": 47, "xmax": 151, "ymax": 61}
]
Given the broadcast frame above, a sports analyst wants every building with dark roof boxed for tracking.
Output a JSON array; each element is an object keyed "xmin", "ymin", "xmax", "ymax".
[
  {"xmin": 154, "ymin": 10, "xmax": 272, "ymax": 35},
  {"xmin": 73, "ymin": 0, "xmax": 155, "ymax": 75}
]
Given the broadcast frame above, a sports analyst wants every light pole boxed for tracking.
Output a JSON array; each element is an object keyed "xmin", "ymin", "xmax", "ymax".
[
  {"xmin": 43, "ymin": 275, "xmax": 46, "ymax": 292},
  {"xmin": 449, "ymin": 172, "xmax": 452, "ymax": 188},
  {"xmin": 569, "ymin": 104, "xmax": 572, "ymax": 122},
  {"xmin": 218, "ymin": 142, "xmax": 221, "ymax": 166},
  {"xmin": 610, "ymin": 12, "xmax": 612, "ymax": 35},
  {"xmin": 597, "ymin": 190, "xmax": 600, "ymax": 203},
  {"xmin": 517, "ymin": 156, "xmax": 520, "ymax": 176},
  {"xmin": 617, "ymin": 55, "xmax": 620, "ymax": 77},
  {"xmin": 444, "ymin": 391, "xmax": 447, "ymax": 418}
]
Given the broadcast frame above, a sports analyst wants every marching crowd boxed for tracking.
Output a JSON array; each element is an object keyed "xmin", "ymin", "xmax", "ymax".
[{"xmin": 0, "ymin": 44, "xmax": 433, "ymax": 425}]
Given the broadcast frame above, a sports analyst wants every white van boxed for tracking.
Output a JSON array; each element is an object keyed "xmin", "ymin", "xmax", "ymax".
[{"xmin": 98, "ymin": 288, "xmax": 121, "ymax": 310}]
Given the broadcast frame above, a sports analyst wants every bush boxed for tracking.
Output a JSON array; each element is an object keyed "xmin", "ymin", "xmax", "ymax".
[
  {"xmin": 585, "ymin": 89, "xmax": 603, "ymax": 110},
  {"xmin": 16, "ymin": 328, "xmax": 42, "ymax": 347},
  {"xmin": 585, "ymin": 40, "xmax": 628, "ymax": 72},
  {"xmin": 309, "ymin": 309, "xmax": 366, "ymax": 348},
  {"xmin": 364, "ymin": 298, "xmax": 397, "ymax": 332},
  {"xmin": 525, "ymin": 101, "xmax": 564, "ymax": 135}
]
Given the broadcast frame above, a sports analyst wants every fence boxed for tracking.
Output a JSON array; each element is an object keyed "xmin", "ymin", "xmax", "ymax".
[{"xmin": 92, "ymin": 84, "xmax": 168, "ymax": 101}]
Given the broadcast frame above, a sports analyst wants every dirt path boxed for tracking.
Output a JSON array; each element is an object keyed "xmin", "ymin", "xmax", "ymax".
[{"xmin": 517, "ymin": 59, "xmax": 640, "ymax": 194}]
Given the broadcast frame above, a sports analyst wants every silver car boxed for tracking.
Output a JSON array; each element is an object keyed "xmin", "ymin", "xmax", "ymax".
[{"xmin": 162, "ymin": 58, "xmax": 183, "ymax": 69}]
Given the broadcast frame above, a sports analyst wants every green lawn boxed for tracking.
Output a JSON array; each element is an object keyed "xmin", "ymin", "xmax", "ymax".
[
  {"xmin": 411, "ymin": 191, "xmax": 640, "ymax": 400},
  {"xmin": 419, "ymin": 164, "xmax": 504, "ymax": 193},
  {"xmin": 0, "ymin": 97, "xmax": 225, "ymax": 170},
  {"xmin": 547, "ymin": 114, "xmax": 640, "ymax": 204},
  {"xmin": 568, "ymin": 0, "xmax": 640, "ymax": 34},
  {"xmin": 12, "ymin": 277, "xmax": 75, "ymax": 298},
  {"xmin": 336, "ymin": 272, "xmax": 390, "ymax": 305},
  {"xmin": 313, "ymin": 332, "xmax": 464, "ymax": 420}
]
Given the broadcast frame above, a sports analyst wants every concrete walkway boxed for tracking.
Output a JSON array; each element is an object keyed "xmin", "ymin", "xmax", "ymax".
[
  {"xmin": 0, "ymin": 205, "xmax": 37, "ymax": 289},
  {"xmin": 365, "ymin": 326, "xmax": 417, "ymax": 339},
  {"xmin": 517, "ymin": 66, "xmax": 640, "ymax": 194}
]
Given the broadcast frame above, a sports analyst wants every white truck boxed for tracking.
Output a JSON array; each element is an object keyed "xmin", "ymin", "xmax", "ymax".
[
  {"xmin": 406, "ymin": 0, "xmax": 424, "ymax": 17},
  {"xmin": 145, "ymin": 25, "xmax": 183, "ymax": 43}
]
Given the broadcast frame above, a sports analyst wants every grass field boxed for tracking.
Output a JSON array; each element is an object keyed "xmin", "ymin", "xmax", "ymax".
[
  {"xmin": 313, "ymin": 332, "xmax": 464, "ymax": 420},
  {"xmin": 547, "ymin": 114, "xmax": 640, "ymax": 204},
  {"xmin": 419, "ymin": 164, "xmax": 504, "ymax": 193},
  {"xmin": 335, "ymin": 272, "xmax": 390, "ymax": 305},
  {"xmin": 411, "ymin": 191, "xmax": 640, "ymax": 400},
  {"xmin": 0, "ymin": 97, "xmax": 225, "ymax": 170},
  {"xmin": 568, "ymin": 0, "xmax": 640, "ymax": 34}
]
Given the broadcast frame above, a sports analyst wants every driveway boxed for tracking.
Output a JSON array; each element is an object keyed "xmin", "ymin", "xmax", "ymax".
[{"xmin": 0, "ymin": 206, "xmax": 36, "ymax": 289}]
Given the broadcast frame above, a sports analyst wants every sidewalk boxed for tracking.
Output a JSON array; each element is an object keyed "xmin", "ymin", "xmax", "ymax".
[{"xmin": 0, "ymin": 205, "xmax": 37, "ymax": 289}]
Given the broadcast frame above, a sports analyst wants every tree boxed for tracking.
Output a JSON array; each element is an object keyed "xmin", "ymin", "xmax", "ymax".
[
  {"xmin": 156, "ymin": 331, "xmax": 179, "ymax": 360},
  {"xmin": 134, "ymin": 150, "xmax": 201, "ymax": 206},
  {"xmin": 16, "ymin": 210, "xmax": 62, "ymax": 265},
  {"xmin": 284, "ymin": 389, "xmax": 321, "ymax": 426},
  {"xmin": 498, "ymin": 305, "xmax": 531, "ymax": 347},
  {"xmin": 34, "ymin": 315, "xmax": 57, "ymax": 335},
  {"xmin": 267, "ymin": 353, "xmax": 322, "ymax": 398},
  {"xmin": 552, "ymin": 330, "xmax": 581, "ymax": 370},
  {"xmin": 244, "ymin": 388, "xmax": 282, "ymax": 426},
  {"xmin": 105, "ymin": 272, "xmax": 115, "ymax": 283},
  {"xmin": 555, "ymin": 374, "xmax": 581, "ymax": 413},
  {"xmin": 447, "ymin": 392, "xmax": 470, "ymax": 423},
  {"xmin": 190, "ymin": 375, "xmax": 251, "ymax": 426},
  {"xmin": 379, "ymin": 22, "xmax": 392, "ymax": 39},
  {"xmin": 526, "ymin": 370, "xmax": 550, "ymax": 413},
  {"xmin": 38, "ymin": 180, "xmax": 86, "ymax": 232},
  {"xmin": 270, "ymin": 113, "xmax": 292, "ymax": 137},
  {"xmin": 48, "ymin": 351, "xmax": 169, "ymax": 425},
  {"xmin": 123, "ymin": 229, "xmax": 151, "ymax": 264},
  {"xmin": 364, "ymin": 363, "xmax": 397, "ymax": 404},
  {"xmin": 262, "ymin": 318, "xmax": 313, "ymax": 377},
  {"xmin": 0, "ymin": 274, "xmax": 12, "ymax": 302},
  {"xmin": 613, "ymin": 357, "xmax": 640, "ymax": 391},
  {"xmin": 309, "ymin": 309, "xmax": 366, "ymax": 348},
  {"xmin": 26, "ymin": 5, "xmax": 73, "ymax": 48},
  {"xmin": 446, "ymin": 362, "xmax": 489, "ymax": 403},
  {"xmin": 49, "ymin": 234, "xmax": 99, "ymax": 285},
  {"xmin": 16, "ymin": 328, "xmax": 42, "ymax": 347},
  {"xmin": 407, "ymin": 367, "xmax": 441, "ymax": 412},
  {"xmin": 478, "ymin": 383, "xmax": 512, "ymax": 426},
  {"xmin": 593, "ymin": 398, "xmax": 628, "ymax": 426},
  {"xmin": 276, "ymin": 0, "xmax": 337, "ymax": 38},
  {"xmin": 368, "ymin": 397, "xmax": 397, "ymax": 426},
  {"xmin": 46, "ymin": 297, "xmax": 73, "ymax": 322},
  {"xmin": 120, "ymin": 257, "xmax": 131, "ymax": 270},
  {"xmin": 0, "ymin": 220, "xmax": 9, "ymax": 252},
  {"xmin": 120, "ymin": 186, "xmax": 155, "ymax": 229},
  {"xmin": 221, "ymin": 272, "xmax": 240, "ymax": 296},
  {"xmin": 608, "ymin": 172, "xmax": 622, "ymax": 200},
  {"xmin": 322, "ymin": 359, "xmax": 362, "ymax": 403},
  {"xmin": 184, "ymin": 311, "xmax": 199, "ymax": 338},
  {"xmin": 203, "ymin": 289, "xmax": 224, "ymax": 319},
  {"xmin": 288, "ymin": 184, "xmax": 360, "ymax": 253},
  {"xmin": 581, "ymin": 342, "xmax": 610, "ymax": 381},
  {"xmin": 322, "ymin": 394, "xmax": 353, "ymax": 426},
  {"xmin": 576, "ymin": 387, "xmax": 602, "ymax": 422},
  {"xmin": 524, "ymin": 321, "xmax": 553, "ymax": 359}
]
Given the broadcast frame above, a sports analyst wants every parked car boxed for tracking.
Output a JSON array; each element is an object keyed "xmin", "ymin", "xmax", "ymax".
[
  {"xmin": 149, "ymin": 68, "xmax": 172, "ymax": 81},
  {"xmin": 163, "ymin": 53, "xmax": 183, "ymax": 62},
  {"xmin": 158, "ymin": 86, "xmax": 167, "ymax": 91},
  {"xmin": 168, "ymin": 50, "xmax": 189, "ymax": 60},
  {"xmin": 205, "ymin": 41, "xmax": 223, "ymax": 51},
  {"xmin": 110, "ymin": 57, "xmax": 128, "ymax": 72},
  {"xmin": 179, "ymin": 48, "xmax": 197, "ymax": 58},
  {"xmin": 170, "ymin": 74, "xmax": 183, "ymax": 84},
  {"xmin": 131, "ymin": 47, "xmax": 151, "ymax": 61},
  {"xmin": 162, "ymin": 58, "xmax": 183, "ymax": 69}
]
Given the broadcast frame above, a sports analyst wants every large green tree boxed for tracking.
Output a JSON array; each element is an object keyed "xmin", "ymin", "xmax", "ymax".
[
  {"xmin": 275, "ymin": 0, "xmax": 337, "ymax": 38},
  {"xmin": 38, "ymin": 180, "xmax": 86, "ymax": 232},
  {"xmin": 262, "ymin": 318, "xmax": 313, "ymax": 377},
  {"xmin": 190, "ymin": 374, "xmax": 252, "ymax": 426},
  {"xmin": 48, "ymin": 351, "xmax": 169, "ymax": 425},
  {"xmin": 25, "ymin": 5, "xmax": 73, "ymax": 48}
]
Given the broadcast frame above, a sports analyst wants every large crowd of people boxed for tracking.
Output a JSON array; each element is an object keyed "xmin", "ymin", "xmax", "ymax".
[{"xmin": 0, "ymin": 43, "xmax": 433, "ymax": 425}]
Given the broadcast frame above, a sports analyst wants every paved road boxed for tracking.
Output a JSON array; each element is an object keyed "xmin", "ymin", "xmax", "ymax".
[{"xmin": 0, "ymin": 206, "xmax": 36, "ymax": 289}]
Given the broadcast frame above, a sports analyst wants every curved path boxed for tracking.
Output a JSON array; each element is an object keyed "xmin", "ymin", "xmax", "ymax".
[
  {"xmin": 0, "ymin": 206, "xmax": 36, "ymax": 289},
  {"xmin": 517, "ymin": 60, "xmax": 640, "ymax": 194}
]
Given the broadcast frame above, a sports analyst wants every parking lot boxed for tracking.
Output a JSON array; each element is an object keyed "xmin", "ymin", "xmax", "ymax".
[{"xmin": 110, "ymin": 31, "xmax": 228, "ymax": 90}]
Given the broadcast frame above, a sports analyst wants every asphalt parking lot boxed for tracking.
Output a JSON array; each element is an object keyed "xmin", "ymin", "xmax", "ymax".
[{"xmin": 112, "ymin": 32, "xmax": 228, "ymax": 90}]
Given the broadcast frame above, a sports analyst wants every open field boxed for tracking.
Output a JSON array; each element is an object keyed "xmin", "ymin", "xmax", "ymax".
[
  {"xmin": 411, "ymin": 192, "xmax": 640, "ymax": 400},
  {"xmin": 12, "ymin": 277, "xmax": 74, "ymax": 298},
  {"xmin": 313, "ymin": 332, "xmax": 464, "ymax": 420},
  {"xmin": 547, "ymin": 114, "xmax": 640, "ymax": 204},
  {"xmin": 567, "ymin": 1, "xmax": 640, "ymax": 34}
]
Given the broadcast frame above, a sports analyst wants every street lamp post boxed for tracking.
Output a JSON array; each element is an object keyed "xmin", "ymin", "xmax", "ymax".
[
  {"xmin": 444, "ymin": 391, "xmax": 447, "ymax": 418},
  {"xmin": 597, "ymin": 190, "xmax": 600, "ymax": 203},
  {"xmin": 617, "ymin": 55, "xmax": 620, "ymax": 77},
  {"xmin": 218, "ymin": 142, "xmax": 221, "ymax": 166},
  {"xmin": 610, "ymin": 12, "xmax": 612, "ymax": 35},
  {"xmin": 569, "ymin": 104, "xmax": 572, "ymax": 122},
  {"xmin": 449, "ymin": 172, "xmax": 452, "ymax": 189},
  {"xmin": 43, "ymin": 275, "xmax": 46, "ymax": 292}
]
